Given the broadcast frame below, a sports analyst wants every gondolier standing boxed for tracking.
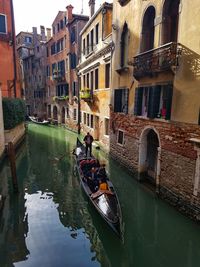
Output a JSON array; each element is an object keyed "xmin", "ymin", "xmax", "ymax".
[{"xmin": 83, "ymin": 132, "xmax": 94, "ymax": 157}]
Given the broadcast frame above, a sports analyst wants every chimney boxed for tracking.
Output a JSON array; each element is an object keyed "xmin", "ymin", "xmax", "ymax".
[
  {"xmin": 46, "ymin": 28, "xmax": 51, "ymax": 41},
  {"xmin": 66, "ymin": 5, "xmax": 74, "ymax": 22},
  {"xmin": 40, "ymin": 25, "xmax": 46, "ymax": 41},
  {"xmin": 89, "ymin": 0, "xmax": 95, "ymax": 17}
]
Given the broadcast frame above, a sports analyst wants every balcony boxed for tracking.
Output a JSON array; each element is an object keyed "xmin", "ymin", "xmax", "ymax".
[
  {"xmin": 80, "ymin": 88, "xmax": 92, "ymax": 102},
  {"xmin": 53, "ymin": 96, "xmax": 69, "ymax": 102},
  {"xmin": 131, "ymin": 42, "xmax": 182, "ymax": 80}
]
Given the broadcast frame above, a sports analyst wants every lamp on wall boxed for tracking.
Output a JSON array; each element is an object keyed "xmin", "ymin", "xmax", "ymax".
[{"xmin": 112, "ymin": 23, "xmax": 119, "ymax": 31}]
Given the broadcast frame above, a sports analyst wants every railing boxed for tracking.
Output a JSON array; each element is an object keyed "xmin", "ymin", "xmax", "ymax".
[{"xmin": 130, "ymin": 42, "xmax": 182, "ymax": 79}]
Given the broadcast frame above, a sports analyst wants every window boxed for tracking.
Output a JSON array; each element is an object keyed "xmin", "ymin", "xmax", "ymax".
[
  {"xmin": 70, "ymin": 53, "xmax": 76, "ymax": 69},
  {"xmin": 66, "ymin": 58, "xmax": 69, "ymax": 72},
  {"xmin": 46, "ymin": 65, "xmax": 50, "ymax": 77},
  {"xmin": 90, "ymin": 115, "xmax": 94, "ymax": 128},
  {"xmin": 72, "ymin": 81, "xmax": 77, "ymax": 96},
  {"xmin": 84, "ymin": 113, "xmax": 86, "ymax": 124},
  {"xmin": 57, "ymin": 23, "xmax": 60, "ymax": 32},
  {"xmin": 71, "ymin": 27, "xmax": 76, "ymax": 43},
  {"xmin": 87, "ymin": 114, "xmax": 90, "ymax": 126},
  {"xmin": 73, "ymin": 109, "xmax": 77, "ymax": 121},
  {"xmin": 95, "ymin": 23, "xmax": 99, "ymax": 44},
  {"xmin": 120, "ymin": 22, "xmax": 128, "ymax": 68},
  {"xmin": 114, "ymin": 88, "xmax": 129, "ymax": 113},
  {"xmin": 90, "ymin": 29, "xmax": 94, "ymax": 51},
  {"xmin": 83, "ymin": 75, "xmax": 86, "ymax": 88},
  {"xmin": 83, "ymin": 39, "xmax": 86, "ymax": 55},
  {"xmin": 95, "ymin": 69, "xmax": 99, "ymax": 89},
  {"xmin": 60, "ymin": 19, "xmax": 64, "ymax": 29},
  {"xmin": 90, "ymin": 71, "xmax": 93, "ymax": 91},
  {"xmin": 117, "ymin": 130, "xmax": 124, "ymax": 145},
  {"xmin": 52, "ymin": 63, "xmax": 57, "ymax": 78},
  {"xmin": 56, "ymin": 84, "xmax": 69, "ymax": 96},
  {"xmin": 86, "ymin": 34, "xmax": 89, "ymax": 54},
  {"xmin": 66, "ymin": 106, "xmax": 70, "ymax": 118},
  {"xmin": 37, "ymin": 46, "xmax": 40, "ymax": 52},
  {"xmin": 53, "ymin": 26, "xmax": 55, "ymax": 35},
  {"xmin": 134, "ymin": 85, "xmax": 173, "ymax": 120},
  {"xmin": 24, "ymin": 36, "xmax": 32, "ymax": 43},
  {"xmin": 58, "ymin": 60, "xmax": 65, "ymax": 76},
  {"xmin": 0, "ymin": 14, "xmax": 6, "ymax": 34},
  {"xmin": 87, "ymin": 73, "xmax": 89, "ymax": 88},
  {"xmin": 105, "ymin": 63, "xmax": 110, "ymax": 88},
  {"xmin": 105, "ymin": 118, "xmax": 109, "ymax": 135},
  {"xmin": 51, "ymin": 43, "xmax": 56, "ymax": 55}
]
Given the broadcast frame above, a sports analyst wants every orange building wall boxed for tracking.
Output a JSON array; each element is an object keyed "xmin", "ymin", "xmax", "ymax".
[{"xmin": 0, "ymin": 0, "xmax": 20, "ymax": 98}]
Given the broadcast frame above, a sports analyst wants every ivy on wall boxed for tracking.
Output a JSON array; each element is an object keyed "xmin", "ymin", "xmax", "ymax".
[{"xmin": 2, "ymin": 98, "xmax": 26, "ymax": 130}]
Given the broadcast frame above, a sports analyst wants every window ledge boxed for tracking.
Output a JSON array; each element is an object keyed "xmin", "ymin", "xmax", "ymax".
[
  {"xmin": 115, "ymin": 66, "xmax": 129, "ymax": 74},
  {"xmin": 85, "ymin": 50, "xmax": 94, "ymax": 59}
]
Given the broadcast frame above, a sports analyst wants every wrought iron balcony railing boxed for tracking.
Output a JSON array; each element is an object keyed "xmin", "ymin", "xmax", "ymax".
[{"xmin": 130, "ymin": 42, "xmax": 182, "ymax": 80}]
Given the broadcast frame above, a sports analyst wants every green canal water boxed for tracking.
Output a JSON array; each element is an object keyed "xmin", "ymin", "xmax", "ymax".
[{"xmin": 0, "ymin": 124, "xmax": 200, "ymax": 267}]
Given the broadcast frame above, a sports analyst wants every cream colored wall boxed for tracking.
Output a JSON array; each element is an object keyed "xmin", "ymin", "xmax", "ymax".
[
  {"xmin": 0, "ymin": 88, "xmax": 5, "ymax": 157},
  {"xmin": 112, "ymin": 0, "xmax": 200, "ymax": 124}
]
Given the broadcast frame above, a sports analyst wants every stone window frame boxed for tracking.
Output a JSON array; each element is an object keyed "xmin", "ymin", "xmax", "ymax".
[
  {"xmin": 117, "ymin": 129, "xmax": 125, "ymax": 146},
  {"xmin": 0, "ymin": 13, "xmax": 7, "ymax": 34}
]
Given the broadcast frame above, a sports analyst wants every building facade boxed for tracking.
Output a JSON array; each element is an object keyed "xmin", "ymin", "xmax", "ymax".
[
  {"xmin": 0, "ymin": 0, "xmax": 20, "ymax": 98},
  {"xmin": 78, "ymin": 1, "xmax": 112, "ymax": 149},
  {"xmin": 45, "ymin": 6, "xmax": 88, "ymax": 128},
  {"xmin": 16, "ymin": 27, "xmax": 47, "ymax": 117},
  {"xmin": 110, "ymin": 0, "xmax": 200, "ymax": 220}
]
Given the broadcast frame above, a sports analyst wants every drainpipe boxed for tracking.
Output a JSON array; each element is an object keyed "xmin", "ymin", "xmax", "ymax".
[
  {"xmin": 10, "ymin": 0, "xmax": 17, "ymax": 98},
  {"xmin": 77, "ymin": 71, "xmax": 81, "ymax": 135}
]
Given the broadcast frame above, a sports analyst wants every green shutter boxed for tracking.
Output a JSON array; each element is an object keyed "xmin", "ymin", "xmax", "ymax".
[
  {"xmin": 147, "ymin": 86, "xmax": 161, "ymax": 119},
  {"xmin": 134, "ymin": 87, "xmax": 143, "ymax": 116},
  {"xmin": 165, "ymin": 84, "xmax": 173, "ymax": 120}
]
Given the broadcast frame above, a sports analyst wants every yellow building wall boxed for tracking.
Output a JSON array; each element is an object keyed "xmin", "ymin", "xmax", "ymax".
[{"xmin": 112, "ymin": 0, "xmax": 200, "ymax": 124}]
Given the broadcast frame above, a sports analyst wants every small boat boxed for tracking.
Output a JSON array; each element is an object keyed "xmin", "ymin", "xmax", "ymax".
[
  {"xmin": 29, "ymin": 116, "xmax": 49, "ymax": 125},
  {"xmin": 74, "ymin": 138, "xmax": 123, "ymax": 237}
]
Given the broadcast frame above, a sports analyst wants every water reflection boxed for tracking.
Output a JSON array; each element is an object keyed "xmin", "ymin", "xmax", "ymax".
[{"xmin": 0, "ymin": 123, "xmax": 200, "ymax": 267}]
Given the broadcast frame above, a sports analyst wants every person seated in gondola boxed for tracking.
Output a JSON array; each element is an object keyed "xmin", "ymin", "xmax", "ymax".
[
  {"xmin": 96, "ymin": 164, "xmax": 107, "ymax": 180},
  {"xmin": 85, "ymin": 167, "xmax": 99, "ymax": 192}
]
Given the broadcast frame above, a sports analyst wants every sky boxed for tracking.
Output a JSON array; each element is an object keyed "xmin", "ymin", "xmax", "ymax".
[{"xmin": 13, "ymin": 0, "xmax": 112, "ymax": 34}]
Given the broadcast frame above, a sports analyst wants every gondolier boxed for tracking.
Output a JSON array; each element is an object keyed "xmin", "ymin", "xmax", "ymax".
[{"xmin": 83, "ymin": 132, "xmax": 94, "ymax": 157}]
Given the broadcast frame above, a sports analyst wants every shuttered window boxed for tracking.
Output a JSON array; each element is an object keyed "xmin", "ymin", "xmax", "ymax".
[
  {"xmin": 134, "ymin": 84, "xmax": 173, "ymax": 120},
  {"xmin": 114, "ymin": 89, "xmax": 129, "ymax": 113},
  {"xmin": 0, "ymin": 14, "xmax": 6, "ymax": 34}
]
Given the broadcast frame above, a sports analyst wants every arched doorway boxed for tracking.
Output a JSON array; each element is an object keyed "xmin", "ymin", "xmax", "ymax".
[
  {"xmin": 139, "ymin": 127, "xmax": 161, "ymax": 188},
  {"xmin": 53, "ymin": 106, "xmax": 58, "ymax": 122},
  {"xmin": 140, "ymin": 6, "xmax": 156, "ymax": 53},
  {"xmin": 162, "ymin": 0, "xmax": 180, "ymax": 44},
  {"xmin": 61, "ymin": 107, "xmax": 65, "ymax": 124}
]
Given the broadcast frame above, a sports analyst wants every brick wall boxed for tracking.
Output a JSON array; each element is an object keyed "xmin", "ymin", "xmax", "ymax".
[{"xmin": 110, "ymin": 111, "xmax": 200, "ymax": 221}]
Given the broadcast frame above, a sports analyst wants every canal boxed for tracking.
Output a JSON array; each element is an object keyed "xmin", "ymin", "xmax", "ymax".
[{"xmin": 0, "ymin": 124, "xmax": 200, "ymax": 267}]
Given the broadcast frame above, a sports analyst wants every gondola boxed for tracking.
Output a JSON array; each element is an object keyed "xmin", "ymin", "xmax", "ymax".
[
  {"xmin": 74, "ymin": 138, "xmax": 123, "ymax": 237},
  {"xmin": 29, "ymin": 116, "xmax": 49, "ymax": 125}
]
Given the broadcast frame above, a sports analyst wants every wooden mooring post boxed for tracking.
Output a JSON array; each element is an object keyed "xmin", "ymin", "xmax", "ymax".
[{"xmin": 7, "ymin": 142, "xmax": 19, "ymax": 193}]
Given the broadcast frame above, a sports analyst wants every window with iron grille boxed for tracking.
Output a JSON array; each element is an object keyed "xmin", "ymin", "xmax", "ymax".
[
  {"xmin": 114, "ymin": 88, "xmax": 129, "ymax": 113},
  {"xmin": 117, "ymin": 130, "xmax": 124, "ymax": 145},
  {"xmin": 0, "ymin": 14, "xmax": 6, "ymax": 34}
]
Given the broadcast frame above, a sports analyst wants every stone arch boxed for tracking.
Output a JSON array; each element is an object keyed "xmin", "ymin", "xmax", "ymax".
[
  {"xmin": 138, "ymin": 126, "xmax": 161, "ymax": 191},
  {"xmin": 53, "ymin": 105, "xmax": 58, "ymax": 121},
  {"xmin": 140, "ymin": 5, "xmax": 156, "ymax": 53},
  {"xmin": 61, "ymin": 107, "xmax": 65, "ymax": 124},
  {"xmin": 161, "ymin": 0, "xmax": 180, "ymax": 45}
]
